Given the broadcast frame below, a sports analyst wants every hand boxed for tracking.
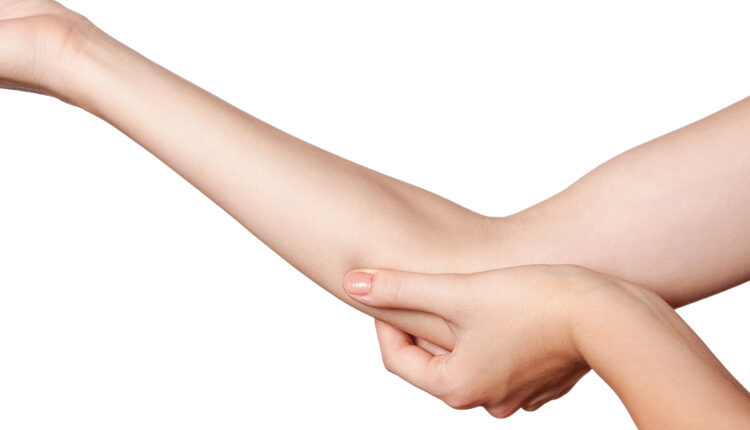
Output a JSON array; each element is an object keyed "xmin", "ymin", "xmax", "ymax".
[
  {"xmin": 0, "ymin": 0, "xmax": 97, "ymax": 98},
  {"xmin": 342, "ymin": 265, "xmax": 607, "ymax": 418}
]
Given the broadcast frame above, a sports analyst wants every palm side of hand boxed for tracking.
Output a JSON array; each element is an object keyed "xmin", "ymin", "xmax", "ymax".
[{"xmin": 0, "ymin": 0, "xmax": 94, "ymax": 97}]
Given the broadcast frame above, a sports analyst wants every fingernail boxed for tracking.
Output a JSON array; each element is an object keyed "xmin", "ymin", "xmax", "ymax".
[{"xmin": 343, "ymin": 272, "xmax": 373, "ymax": 296}]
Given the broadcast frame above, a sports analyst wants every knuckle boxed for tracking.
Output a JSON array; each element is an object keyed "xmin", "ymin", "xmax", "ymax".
[
  {"xmin": 377, "ymin": 272, "xmax": 404, "ymax": 305},
  {"xmin": 443, "ymin": 393, "xmax": 472, "ymax": 410},
  {"xmin": 442, "ymin": 383, "xmax": 480, "ymax": 410},
  {"xmin": 380, "ymin": 355, "xmax": 395, "ymax": 374},
  {"xmin": 486, "ymin": 404, "xmax": 518, "ymax": 419}
]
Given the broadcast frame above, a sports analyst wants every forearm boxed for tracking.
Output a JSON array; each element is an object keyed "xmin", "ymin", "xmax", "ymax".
[
  {"xmin": 575, "ymin": 281, "xmax": 750, "ymax": 428},
  {"xmin": 68, "ymin": 29, "xmax": 490, "ymax": 348}
]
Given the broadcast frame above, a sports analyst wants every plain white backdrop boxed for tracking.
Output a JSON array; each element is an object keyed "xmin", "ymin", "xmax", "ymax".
[{"xmin": 1, "ymin": 1, "xmax": 748, "ymax": 428}]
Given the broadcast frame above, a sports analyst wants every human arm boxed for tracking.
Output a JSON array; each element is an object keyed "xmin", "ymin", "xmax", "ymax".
[
  {"xmin": 0, "ymin": 0, "xmax": 492, "ymax": 348},
  {"xmin": 500, "ymin": 100, "xmax": 750, "ymax": 307},
  {"xmin": 1, "ymin": 1, "xmax": 750, "ymax": 351},
  {"xmin": 577, "ymin": 274, "xmax": 750, "ymax": 428},
  {"xmin": 343, "ymin": 266, "xmax": 750, "ymax": 427}
]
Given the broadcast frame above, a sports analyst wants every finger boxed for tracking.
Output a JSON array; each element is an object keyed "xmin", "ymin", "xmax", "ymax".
[
  {"xmin": 374, "ymin": 319, "xmax": 450, "ymax": 394},
  {"xmin": 343, "ymin": 269, "xmax": 466, "ymax": 319},
  {"xmin": 550, "ymin": 382, "xmax": 576, "ymax": 400},
  {"xmin": 486, "ymin": 404, "xmax": 520, "ymax": 419},
  {"xmin": 414, "ymin": 337, "xmax": 451, "ymax": 355},
  {"xmin": 522, "ymin": 400, "xmax": 546, "ymax": 412},
  {"xmin": 523, "ymin": 382, "xmax": 577, "ymax": 412}
]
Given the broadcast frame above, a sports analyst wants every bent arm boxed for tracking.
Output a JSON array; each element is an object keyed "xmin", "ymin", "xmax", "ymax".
[{"xmin": 11, "ymin": 11, "xmax": 749, "ymax": 349}]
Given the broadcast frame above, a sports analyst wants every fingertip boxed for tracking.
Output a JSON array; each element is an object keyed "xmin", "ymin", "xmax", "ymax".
[
  {"xmin": 373, "ymin": 318, "xmax": 388, "ymax": 331},
  {"xmin": 374, "ymin": 319, "xmax": 413, "ymax": 348},
  {"xmin": 414, "ymin": 337, "xmax": 451, "ymax": 355}
]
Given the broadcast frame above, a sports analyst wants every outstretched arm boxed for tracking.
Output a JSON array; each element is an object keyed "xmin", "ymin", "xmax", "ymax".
[{"xmin": 1, "ymin": 2, "xmax": 749, "ymax": 350}]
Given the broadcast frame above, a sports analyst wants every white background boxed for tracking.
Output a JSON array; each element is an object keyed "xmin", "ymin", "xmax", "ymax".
[{"xmin": 1, "ymin": 0, "xmax": 749, "ymax": 428}]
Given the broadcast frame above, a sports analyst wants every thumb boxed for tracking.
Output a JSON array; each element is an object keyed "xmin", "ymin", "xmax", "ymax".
[{"xmin": 342, "ymin": 269, "xmax": 465, "ymax": 319}]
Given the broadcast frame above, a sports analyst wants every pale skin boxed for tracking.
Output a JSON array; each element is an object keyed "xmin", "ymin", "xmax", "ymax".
[
  {"xmin": 0, "ymin": 0, "xmax": 748, "ymax": 426},
  {"xmin": 343, "ymin": 266, "xmax": 750, "ymax": 427}
]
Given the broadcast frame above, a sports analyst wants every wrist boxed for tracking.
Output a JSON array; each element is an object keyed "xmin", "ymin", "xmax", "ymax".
[
  {"xmin": 569, "ymin": 275, "xmax": 668, "ymax": 369},
  {"xmin": 34, "ymin": 14, "xmax": 100, "ymax": 103},
  {"xmin": 566, "ymin": 271, "xmax": 750, "ymax": 427},
  {"xmin": 57, "ymin": 23, "xmax": 133, "ymax": 112}
]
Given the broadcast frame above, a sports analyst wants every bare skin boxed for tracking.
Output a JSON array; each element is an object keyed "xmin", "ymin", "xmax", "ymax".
[
  {"xmin": 0, "ymin": 2, "xmax": 748, "ymax": 420},
  {"xmin": 343, "ymin": 266, "xmax": 750, "ymax": 426},
  {"xmin": 2, "ymin": 0, "xmax": 748, "ymax": 346}
]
